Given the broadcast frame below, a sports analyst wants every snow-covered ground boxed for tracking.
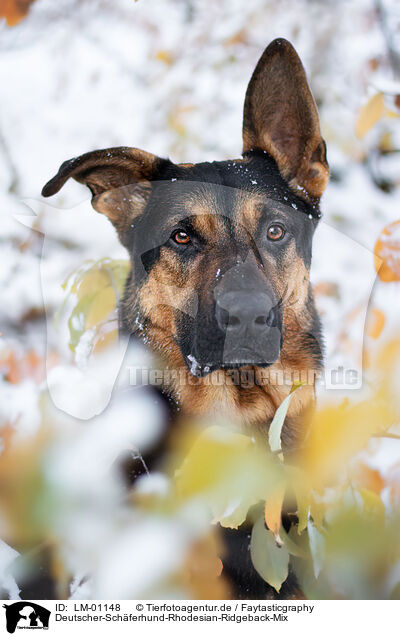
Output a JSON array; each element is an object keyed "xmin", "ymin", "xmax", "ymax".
[{"xmin": 0, "ymin": 0, "xmax": 399, "ymax": 599}]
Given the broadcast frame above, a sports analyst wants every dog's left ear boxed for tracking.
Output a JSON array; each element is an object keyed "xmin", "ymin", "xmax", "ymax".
[
  {"xmin": 243, "ymin": 38, "xmax": 329, "ymax": 203},
  {"xmin": 42, "ymin": 147, "xmax": 167, "ymax": 246}
]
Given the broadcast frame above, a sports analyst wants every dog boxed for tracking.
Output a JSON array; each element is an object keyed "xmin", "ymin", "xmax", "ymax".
[{"xmin": 42, "ymin": 38, "xmax": 329, "ymax": 599}]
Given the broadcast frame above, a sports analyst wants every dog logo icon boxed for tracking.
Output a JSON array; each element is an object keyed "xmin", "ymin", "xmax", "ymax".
[{"xmin": 3, "ymin": 602, "xmax": 50, "ymax": 633}]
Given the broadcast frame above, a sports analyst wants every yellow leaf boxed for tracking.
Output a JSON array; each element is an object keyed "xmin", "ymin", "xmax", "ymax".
[
  {"xmin": 355, "ymin": 93, "xmax": 385, "ymax": 139},
  {"xmin": 379, "ymin": 131, "xmax": 393, "ymax": 152},
  {"xmin": 92, "ymin": 324, "xmax": 118, "ymax": 354},
  {"xmin": 155, "ymin": 50, "xmax": 174, "ymax": 65},
  {"xmin": 176, "ymin": 426, "xmax": 278, "ymax": 529},
  {"xmin": 77, "ymin": 269, "xmax": 110, "ymax": 300},
  {"xmin": 385, "ymin": 108, "xmax": 400, "ymax": 119},
  {"xmin": 301, "ymin": 398, "xmax": 393, "ymax": 488},
  {"xmin": 85, "ymin": 286, "xmax": 116, "ymax": 329}
]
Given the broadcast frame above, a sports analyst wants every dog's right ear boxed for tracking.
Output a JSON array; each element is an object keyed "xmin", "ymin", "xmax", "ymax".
[{"xmin": 42, "ymin": 147, "xmax": 168, "ymax": 246}]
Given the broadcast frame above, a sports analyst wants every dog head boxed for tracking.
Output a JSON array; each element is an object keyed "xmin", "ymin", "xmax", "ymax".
[{"xmin": 42, "ymin": 39, "xmax": 328, "ymax": 378}]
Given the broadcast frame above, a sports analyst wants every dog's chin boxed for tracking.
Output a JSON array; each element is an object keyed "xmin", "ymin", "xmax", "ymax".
[{"xmin": 185, "ymin": 349, "xmax": 280, "ymax": 378}]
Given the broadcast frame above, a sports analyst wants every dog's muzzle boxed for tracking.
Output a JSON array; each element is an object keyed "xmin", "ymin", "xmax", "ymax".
[{"xmin": 215, "ymin": 290, "xmax": 282, "ymax": 367}]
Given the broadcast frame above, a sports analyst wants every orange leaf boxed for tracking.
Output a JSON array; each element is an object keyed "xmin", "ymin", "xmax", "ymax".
[
  {"xmin": 0, "ymin": 0, "xmax": 35, "ymax": 26},
  {"xmin": 264, "ymin": 484, "xmax": 285, "ymax": 540},
  {"xmin": 374, "ymin": 220, "xmax": 400, "ymax": 282},
  {"xmin": 223, "ymin": 28, "xmax": 247, "ymax": 47},
  {"xmin": 366, "ymin": 308, "xmax": 386, "ymax": 339},
  {"xmin": 350, "ymin": 462, "xmax": 385, "ymax": 495},
  {"xmin": 313, "ymin": 281, "xmax": 340, "ymax": 299},
  {"xmin": 0, "ymin": 349, "xmax": 51, "ymax": 385},
  {"xmin": 1, "ymin": 351, "xmax": 21, "ymax": 384}
]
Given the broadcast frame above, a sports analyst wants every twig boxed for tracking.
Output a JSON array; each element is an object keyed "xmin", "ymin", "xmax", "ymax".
[
  {"xmin": 0, "ymin": 126, "xmax": 19, "ymax": 193},
  {"xmin": 375, "ymin": 0, "xmax": 400, "ymax": 78}
]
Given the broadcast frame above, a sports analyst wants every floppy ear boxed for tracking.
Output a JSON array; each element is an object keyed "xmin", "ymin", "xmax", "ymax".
[
  {"xmin": 243, "ymin": 38, "xmax": 329, "ymax": 204},
  {"xmin": 42, "ymin": 147, "xmax": 167, "ymax": 246}
]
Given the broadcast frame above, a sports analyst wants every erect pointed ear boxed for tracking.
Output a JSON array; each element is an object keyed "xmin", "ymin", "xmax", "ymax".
[
  {"xmin": 243, "ymin": 38, "xmax": 329, "ymax": 204},
  {"xmin": 42, "ymin": 147, "xmax": 168, "ymax": 246}
]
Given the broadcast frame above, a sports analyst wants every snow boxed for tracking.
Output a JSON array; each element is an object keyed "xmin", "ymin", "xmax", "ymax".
[
  {"xmin": 0, "ymin": 540, "xmax": 20, "ymax": 600},
  {"xmin": 0, "ymin": 0, "xmax": 399, "ymax": 599}
]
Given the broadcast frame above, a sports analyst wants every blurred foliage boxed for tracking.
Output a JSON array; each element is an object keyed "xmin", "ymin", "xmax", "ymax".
[
  {"xmin": 1, "ymin": 304, "xmax": 400, "ymax": 597},
  {"xmin": 59, "ymin": 258, "xmax": 130, "ymax": 356},
  {"xmin": 355, "ymin": 92, "xmax": 400, "ymax": 140},
  {"xmin": 0, "ymin": 0, "xmax": 36, "ymax": 26},
  {"xmin": 374, "ymin": 219, "xmax": 400, "ymax": 282}
]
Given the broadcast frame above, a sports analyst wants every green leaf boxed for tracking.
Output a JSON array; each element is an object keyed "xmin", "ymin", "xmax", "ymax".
[
  {"xmin": 390, "ymin": 582, "xmax": 400, "ymax": 600},
  {"xmin": 279, "ymin": 526, "xmax": 308, "ymax": 558},
  {"xmin": 308, "ymin": 519, "xmax": 325, "ymax": 578},
  {"xmin": 250, "ymin": 515, "xmax": 289, "ymax": 592},
  {"xmin": 268, "ymin": 383, "xmax": 303, "ymax": 455}
]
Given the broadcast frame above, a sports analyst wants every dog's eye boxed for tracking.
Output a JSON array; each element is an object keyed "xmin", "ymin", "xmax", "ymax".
[
  {"xmin": 267, "ymin": 224, "xmax": 285, "ymax": 241},
  {"xmin": 172, "ymin": 230, "xmax": 191, "ymax": 245}
]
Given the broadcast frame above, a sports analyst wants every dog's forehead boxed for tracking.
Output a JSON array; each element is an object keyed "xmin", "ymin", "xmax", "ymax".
[{"xmin": 152, "ymin": 151, "xmax": 317, "ymax": 223}]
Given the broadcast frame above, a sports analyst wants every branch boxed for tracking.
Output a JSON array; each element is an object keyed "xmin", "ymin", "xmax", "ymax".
[{"xmin": 375, "ymin": 0, "xmax": 400, "ymax": 78}]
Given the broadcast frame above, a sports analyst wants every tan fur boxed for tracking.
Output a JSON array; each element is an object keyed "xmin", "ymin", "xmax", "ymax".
[
  {"xmin": 133, "ymin": 204, "xmax": 317, "ymax": 451},
  {"xmin": 93, "ymin": 181, "xmax": 151, "ymax": 245},
  {"xmin": 235, "ymin": 191, "xmax": 264, "ymax": 236}
]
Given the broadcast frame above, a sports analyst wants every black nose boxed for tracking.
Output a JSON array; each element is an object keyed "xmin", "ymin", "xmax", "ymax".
[{"xmin": 215, "ymin": 291, "xmax": 278, "ymax": 336}]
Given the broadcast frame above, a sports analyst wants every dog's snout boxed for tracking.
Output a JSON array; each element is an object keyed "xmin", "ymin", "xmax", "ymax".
[{"xmin": 215, "ymin": 291, "xmax": 277, "ymax": 336}]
